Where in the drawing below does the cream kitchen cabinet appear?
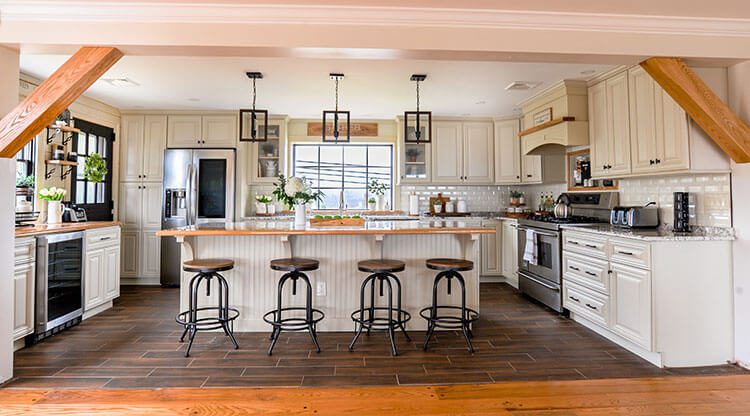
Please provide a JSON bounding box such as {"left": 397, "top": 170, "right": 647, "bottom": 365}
{"left": 480, "top": 220, "right": 502, "bottom": 277}
{"left": 118, "top": 182, "right": 161, "bottom": 280}
{"left": 589, "top": 71, "right": 631, "bottom": 178}
{"left": 248, "top": 117, "right": 287, "bottom": 183}
{"left": 562, "top": 229, "right": 733, "bottom": 367}
{"left": 432, "top": 121, "right": 494, "bottom": 184}
{"left": 494, "top": 120, "right": 521, "bottom": 184}
{"left": 521, "top": 154, "right": 543, "bottom": 183}
{"left": 500, "top": 219, "right": 519, "bottom": 288}
{"left": 13, "top": 237, "right": 35, "bottom": 341}
{"left": 120, "top": 115, "right": 167, "bottom": 183}
{"left": 167, "top": 115, "right": 237, "bottom": 148}
{"left": 84, "top": 227, "right": 121, "bottom": 314}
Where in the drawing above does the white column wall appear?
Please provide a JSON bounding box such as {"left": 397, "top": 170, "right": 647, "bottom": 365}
{"left": 728, "top": 61, "right": 750, "bottom": 369}
{"left": 0, "top": 45, "right": 20, "bottom": 383}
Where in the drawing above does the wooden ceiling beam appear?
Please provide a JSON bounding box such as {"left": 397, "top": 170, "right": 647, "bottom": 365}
{"left": 641, "top": 57, "right": 750, "bottom": 163}
{"left": 0, "top": 47, "right": 123, "bottom": 158}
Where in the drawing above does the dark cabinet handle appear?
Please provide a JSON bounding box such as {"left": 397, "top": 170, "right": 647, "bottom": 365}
{"left": 655, "top": 158, "right": 661, "bottom": 164}
{"left": 584, "top": 244, "right": 598, "bottom": 249}
{"left": 569, "top": 296, "right": 580, "bottom": 302}
{"left": 526, "top": 174, "right": 532, "bottom": 178}
{"left": 608, "top": 270, "right": 613, "bottom": 274}
{"left": 649, "top": 160, "right": 655, "bottom": 165}
{"left": 585, "top": 303, "right": 598, "bottom": 311}
{"left": 607, "top": 164, "right": 612, "bottom": 169}
{"left": 99, "top": 236, "right": 112, "bottom": 241}
{"left": 569, "top": 266, "right": 581, "bottom": 271}
{"left": 568, "top": 240, "right": 580, "bottom": 245}
{"left": 585, "top": 271, "right": 597, "bottom": 277}
{"left": 617, "top": 250, "right": 634, "bottom": 256}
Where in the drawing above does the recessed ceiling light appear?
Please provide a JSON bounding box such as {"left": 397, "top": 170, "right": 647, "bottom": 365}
{"left": 475, "top": 101, "right": 486, "bottom": 105}
{"left": 100, "top": 77, "right": 139, "bottom": 87}
{"left": 188, "top": 98, "right": 201, "bottom": 102}
{"left": 580, "top": 69, "right": 597, "bottom": 75}
{"left": 504, "top": 81, "right": 541, "bottom": 91}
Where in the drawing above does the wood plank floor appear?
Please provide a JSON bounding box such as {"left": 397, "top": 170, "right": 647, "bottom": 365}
{"left": 5, "top": 283, "right": 745, "bottom": 389}
{"left": 1, "top": 375, "right": 750, "bottom": 415}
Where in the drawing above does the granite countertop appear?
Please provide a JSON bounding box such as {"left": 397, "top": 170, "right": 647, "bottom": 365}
{"left": 158, "top": 219, "right": 496, "bottom": 237}
{"left": 15, "top": 221, "right": 121, "bottom": 238}
{"left": 561, "top": 224, "right": 735, "bottom": 241}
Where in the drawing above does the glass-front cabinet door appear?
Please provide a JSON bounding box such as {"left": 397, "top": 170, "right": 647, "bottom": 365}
{"left": 249, "top": 117, "right": 287, "bottom": 184}
{"left": 398, "top": 119, "right": 431, "bottom": 184}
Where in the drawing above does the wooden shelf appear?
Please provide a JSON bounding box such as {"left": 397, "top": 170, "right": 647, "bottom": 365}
{"left": 48, "top": 124, "right": 81, "bottom": 133}
{"left": 518, "top": 116, "right": 575, "bottom": 137}
{"left": 46, "top": 124, "right": 80, "bottom": 145}
{"left": 44, "top": 159, "right": 78, "bottom": 180}
{"left": 45, "top": 159, "right": 78, "bottom": 166}
{"left": 405, "top": 161, "right": 425, "bottom": 165}
{"left": 567, "top": 185, "right": 618, "bottom": 192}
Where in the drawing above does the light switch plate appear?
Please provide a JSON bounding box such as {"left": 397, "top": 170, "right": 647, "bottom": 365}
{"left": 316, "top": 281, "right": 326, "bottom": 296}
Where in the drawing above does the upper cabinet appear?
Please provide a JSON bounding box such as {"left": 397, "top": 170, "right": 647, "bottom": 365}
{"left": 167, "top": 115, "right": 237, "bottom": 148}
{"left": 589, "top": 66, "right": 729, "bottom": 179}
{"left": 398, "top": 118, "right": 431, "bottom": 184}
{"left": 494, "top": 119, "right": 521, "bottom": 184}
{"left": 248, "top": 117, "right": 287, "bottom": 184}
{"left": 431, "top": 120, "right": 494, "bottom": 184}
{"left": 120, "top": 115, "right": 167, "bottom": 183}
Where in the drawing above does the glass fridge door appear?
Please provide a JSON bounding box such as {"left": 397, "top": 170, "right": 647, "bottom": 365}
{"left": 194, "top": 150, "right": 235, "bottom": 222}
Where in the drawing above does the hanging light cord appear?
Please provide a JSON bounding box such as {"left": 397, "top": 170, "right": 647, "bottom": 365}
{"left": 333, "top": 77, "right": 340, "bottom": 140}
{"left": 252, "top": 77, "right": 257, "bottom": 111}
{"left": 416, "top": 79, "right": 420, "bottom": 113}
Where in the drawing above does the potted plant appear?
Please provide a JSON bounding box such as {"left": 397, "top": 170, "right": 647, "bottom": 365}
{"left": 261, "top": 143, "right": 276, "bottom": 158}
{"left": 273, "top": 175, "right": 324, "bottom": 228}
{"left": 39, "top": 187, "right": 66, "bottom": 224}
{"left": 405, "top": 147, "right": 421, "bottom": 163}
{"left": 16, "top": 174, "right": 34, "bottom": 191}
{"left": 255, "top": 194, "right": 272, "bottom": 215}
{"left": 510, "top": 190, "right": 523, "bottom": 206}
{"left": 367, "top": 179, "right": 388, "bottom": 210}
{"left": 367, "top": 197, "right": 376, "bottom": 210}
{"left": 84, "top": 152, "right": 108, "bottom": 183}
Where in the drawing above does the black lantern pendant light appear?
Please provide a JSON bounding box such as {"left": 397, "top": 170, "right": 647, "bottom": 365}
{"left": 239, "top": 71, "right": 269, "bottom": 142}
{"left": 404, "top": 74, "right": 432, "bottom": 143}
{"left": 322, "top": 73, "right": 350, "bottom": 143}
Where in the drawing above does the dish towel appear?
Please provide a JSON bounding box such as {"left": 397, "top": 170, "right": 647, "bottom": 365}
{"left": 523, "top": 230, "right": 538, "bottom": 265}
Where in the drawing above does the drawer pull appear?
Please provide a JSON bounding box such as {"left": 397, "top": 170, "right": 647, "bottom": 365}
{"left": 584, "top": 271, "right": 597, "bottom": 277}
{"left": 568, "top": 240, "right": 580, "bottom": 245}
{"left": 617, "top": 250, "right": 634, "bottom": 256}
{"left": 569, "top": 266, "right": 581, "bottom": 271}
{"left": 569, "top": 296, "right": 580, "bottom": 302}
{"left": 585, "top": 303, "right": 598, "bottom": 311}
{"left": 584, "top": 244, "right": 598, "bottom": 249}
{"left": 99, "top": 236, "right": 112, "bottom": 241}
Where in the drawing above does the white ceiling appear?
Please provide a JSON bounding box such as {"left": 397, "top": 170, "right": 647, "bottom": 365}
{"left": 20, "top": 55, "right": 613, "bottom": 118}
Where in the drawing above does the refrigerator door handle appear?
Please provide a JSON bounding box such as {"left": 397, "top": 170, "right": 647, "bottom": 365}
{"left": 191, "top": 162, "right": 199, "bottom": 225}
{"left": 185, "top": 163, "right": 194, "bottom": 226}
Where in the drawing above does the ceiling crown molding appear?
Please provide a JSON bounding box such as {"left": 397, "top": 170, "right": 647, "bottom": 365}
{"left": 3, "top": 1, "right": 750, "bottom": 37}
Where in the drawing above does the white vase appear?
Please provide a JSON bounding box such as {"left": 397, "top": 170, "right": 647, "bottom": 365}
{"left": 376, "top": 195, "right": 385, "bottom": 211}
{"left": 255, "top": 202, "right": 267, "bottom": 215}
{"left": 267, "top": 204, "right": 276, "bottom": 215}
{"left": 368, "top": 202, "right": 376, "bottom": 210}
{"left": 47, "top": 200, "right": 63, "bottom": 224}
{"left": 294, "top": 204, "right": 307, "bottom": 228}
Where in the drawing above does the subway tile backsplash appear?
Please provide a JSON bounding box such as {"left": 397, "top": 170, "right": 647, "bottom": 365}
{"left": 399, "top": 185, "right": 510, "bottom": 213}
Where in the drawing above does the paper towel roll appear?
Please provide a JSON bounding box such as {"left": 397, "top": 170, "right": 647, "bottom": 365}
{"left": 409, "top": 193, "right": 419, "bottom": 216}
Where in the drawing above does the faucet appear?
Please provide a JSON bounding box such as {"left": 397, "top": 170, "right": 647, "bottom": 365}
{"left": 339, "top": 190, "right": 345, "bottom": 216}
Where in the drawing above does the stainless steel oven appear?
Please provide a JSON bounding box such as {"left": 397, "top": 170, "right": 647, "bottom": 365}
{"left": 34, "top": 231, "right": 84, "bottom": 341}
{"left": 517, "top": 225, "right": 563, "bottom": 312}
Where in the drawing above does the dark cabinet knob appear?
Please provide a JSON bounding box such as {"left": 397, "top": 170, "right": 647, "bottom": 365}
{"left": 516, "top": 175, "right": 520, "bottom": 179}
{"left": 649, "top": 160, "right": 655, "bottom": 165}
{"left": 526, "top": 174, "right": 532, "bottom": 178}
{"left": 655, "top": 158, "right": 661, "bottom": 164}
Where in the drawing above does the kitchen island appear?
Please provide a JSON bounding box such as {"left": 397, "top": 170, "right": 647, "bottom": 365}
{"left": 158, "top": 219, "right": 494, "bottom": 331}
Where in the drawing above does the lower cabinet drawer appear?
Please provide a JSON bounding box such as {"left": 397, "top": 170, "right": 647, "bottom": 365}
{"left": 610, "top": 237, "right": 650, "bottom": 269}
{"left": 563, "top": 281, "right": 610, "bottom": 328}
{"left": 563, "top": 251, "right": 610, "bottom": 294}
{"left": 86, "top": 227, "right": 121, "bottom": 250}
{"left": 563, "top": 231, "right": 608, "bottom": 259}
{"left": 14, "top": 237, "right": 35, "bottom": 265}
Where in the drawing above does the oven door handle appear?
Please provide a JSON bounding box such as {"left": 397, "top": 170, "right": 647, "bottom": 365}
{"left": 519, "top": 271, "right": 561, "bottom": 291}
{"left": 517, "top": 226, "right": 559, "bottom": 238}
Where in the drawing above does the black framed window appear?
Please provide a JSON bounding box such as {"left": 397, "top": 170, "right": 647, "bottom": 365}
{"left": 71, "top": 119, "right": 114, "bottom": 221}
{"left": 292, "top": 144, "right": 393, "bottom": 209}
{"left": 15, "top": 137, "right": 35, "bottom": 179}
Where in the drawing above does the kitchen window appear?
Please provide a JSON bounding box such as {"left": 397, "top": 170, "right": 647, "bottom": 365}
{"left": 292, "top": 144, "right": 393, "bottom": 209}
{"left": 71, "top": 119, "right": 114, "bottom": 221}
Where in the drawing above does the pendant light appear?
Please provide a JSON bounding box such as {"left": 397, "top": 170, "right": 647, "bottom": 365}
{"left": 322, "top": 73, "right": 350, "bottom": 143}
{"left": 239, "top": 71, "right": 268, "bottom": 142}
{"left": 404, "top": 74, "right": 431, "bottom": 143}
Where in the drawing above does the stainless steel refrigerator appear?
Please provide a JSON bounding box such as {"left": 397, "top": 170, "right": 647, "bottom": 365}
{"left": 160, "top": 148, "right": 236, "bottom": 287}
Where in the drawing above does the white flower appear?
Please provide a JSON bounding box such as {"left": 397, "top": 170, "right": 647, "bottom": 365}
{"left": 40, "top": 188, "right": 50, "bottom": 197}
{"left": 284, "top": 177, "right": 305, "bottom": 196}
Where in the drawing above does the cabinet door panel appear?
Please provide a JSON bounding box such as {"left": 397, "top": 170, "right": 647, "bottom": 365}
{"left": 142, "top": 115, "right": 167, "bottom": 181}
{"left": 120, "top": 116, "right": 145, "bottom": 182}
{"left": 202, "top": 115, "right": 238, "bottom": 148}
{"left": 167, "top": 115, "right": 202, "bottom": 148}
{"left": 104, "top": 245, "right": 121, "bottom": 301}
{"left": 521, "top": 155, "right": 542, "bottom": 183}
{"left": 141, "top": 183, "right": 163, "bottom": 229}
{"left": 501, "top": 221, "right": 518, "bottom": 287}
{"left": 611, "top": 263, "right": 652, "bottom": 349}
{"left": 628, "top": 67, "right": 659, "bottom": 174}
{"left": 140, "top": 230, "right": 162, "bottom": 278}
{"left": 432, "top": 122, "right": 463, "bottom": 183}
{"left": 84, "top": 249, "right": 105, "bottom": 310}
{"left": 656, "top": 88, "right": 690, "bottom": 172}
{"left": 120, "top": 231, "right": 139, "bottom": 277}
{"left": 480, "top": 222, "right": 502, "bottom": 276}
{"left": 13, "top": 262, "right": 35, "bottom": 340}
{"left": 494, "top": 120, "right": 521, "bottom": 184}
{"left": 463, "top": 122, "right": 494, "bottom": 183}
{"left": 588, "top": 82, "right": 609, "bottom": 177}
{"left": 606, "top": 72, "right": 632, "bottom": 176}
{"left": 118, "top": 183, "right": 142, "bottom": 229}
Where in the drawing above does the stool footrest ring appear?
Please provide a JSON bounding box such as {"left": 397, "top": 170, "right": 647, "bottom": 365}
{"left": 176, "top": 306, "right": 240, "bottom": 331}
{"left": 419, "top": 306, "right": 478, "bottom": 330}
{"left": 263, "top": 307, "right": 325, "bottom": 332}
{"left": 350, "top": 307, "right": 411, "bottom": 332}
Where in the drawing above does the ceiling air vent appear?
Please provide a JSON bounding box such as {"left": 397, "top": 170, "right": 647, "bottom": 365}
{"left": 505, "top": 81, "right": 541, "bottom": 91}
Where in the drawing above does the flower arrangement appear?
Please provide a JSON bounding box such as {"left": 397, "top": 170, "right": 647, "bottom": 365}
{"left": 367, "top": 179, "right": 387, "bottom": 196}
{"left": 84, "top": 152, "right": 108, "bottom": 183}
{"left": 272, "top": 175, "right": 324, "bottom": 209}
{"left": 39, "top": 187, "right": 66, "bottom": 201}
{"left": 255, "top": 194, "right": 272, "bottom": 204}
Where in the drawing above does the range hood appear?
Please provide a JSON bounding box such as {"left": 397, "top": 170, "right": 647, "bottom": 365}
{"left": 517, "top": 80, "right": 590, "bottom": 155}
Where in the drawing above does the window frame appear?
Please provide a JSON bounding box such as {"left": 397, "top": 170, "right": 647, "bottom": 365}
{"left": 70, "top": 118, "right": 115, "bottom": 221}
{"left": 292, "top": 143, "right": 394, "bottom": 210}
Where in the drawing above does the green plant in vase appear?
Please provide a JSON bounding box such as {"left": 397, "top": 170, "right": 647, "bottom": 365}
{"left": 84, "top": 152, "right": 108, "bottom": 183}
{"left": 368, "top": 179, "right": 388, "bottom": 211}
{"left": 405, "top": 147, "right": 421, "bottom": 163}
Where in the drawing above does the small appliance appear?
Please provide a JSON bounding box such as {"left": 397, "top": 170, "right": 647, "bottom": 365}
{"left": 610, "top": 203, "right": 659, "bottom": 228}
{"left": 62, "top": 205, "right": 87, "bottom": 222}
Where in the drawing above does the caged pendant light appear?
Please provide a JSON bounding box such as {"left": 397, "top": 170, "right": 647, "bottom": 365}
{"left": 404, "top": 74, "right": 432, "bottom": 143}
{"left": 239, "top": 71, "right": 268, "bottom": 142}
{"left": 322, "top": 73, "right": 350, "bottom": 143}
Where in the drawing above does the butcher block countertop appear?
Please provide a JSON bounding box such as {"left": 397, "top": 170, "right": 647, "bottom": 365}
{"left": 157, "top": 219, "right": 495, "bottom": 237}
{"left": 15, "top": 221, "right": 121, "bottom": 238}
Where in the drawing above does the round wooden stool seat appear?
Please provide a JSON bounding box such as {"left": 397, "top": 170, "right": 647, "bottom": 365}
{"left": 270, "top": 257, "right": 319, "bottom": 272}
{"left": 358, "top": 259, "right": 406, "bottom": 274}
{"left": 183, "top": 258, "right": 235, "bottom": 273}
{"left": 425, "top": 258, "right": 474, "bottom": 272}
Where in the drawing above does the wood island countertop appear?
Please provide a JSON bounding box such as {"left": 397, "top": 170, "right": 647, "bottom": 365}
{"left": 15, "top": 221, "right": 121, "bottom": 238}
{"left": 157, "top": 220, "right": 495, "bottom": 237}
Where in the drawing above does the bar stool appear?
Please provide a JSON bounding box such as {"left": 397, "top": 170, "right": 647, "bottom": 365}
{"left": 263, "top": 258, "right": 324, "bottom": 355}
{"left": 349, "top": 259, "right": 411, "bottom": 356}
{"left": 420, "top": 258, "right": 479, "bottom": 353}
{"left": 176, "top": 258, "right": 240, "bottom": 357}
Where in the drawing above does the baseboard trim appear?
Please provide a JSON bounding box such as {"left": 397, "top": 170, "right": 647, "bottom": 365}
{"left": 83, "top": 300, "right": 113, "bottom": 320}
{"left": 122, "top": 277, "right": 161, "bottom": 286}
{"left": 570, "top": 312, "right": 663, "bottom": 367}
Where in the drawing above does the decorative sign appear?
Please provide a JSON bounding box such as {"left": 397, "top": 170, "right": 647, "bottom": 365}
{"left": 307, "top": 122, "right": 378, "bottom": 138}
{"left": 533, "top": 107, "right": 553, "bottom": 126}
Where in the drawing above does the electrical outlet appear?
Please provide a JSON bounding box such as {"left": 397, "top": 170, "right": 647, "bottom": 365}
{"left": 316, "top": 281, "right": 326, "bottom": 296}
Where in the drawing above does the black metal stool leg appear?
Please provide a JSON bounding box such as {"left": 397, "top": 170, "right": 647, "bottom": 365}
{"left": 423, "top": 271, "right": 446, "bottom": 351}
{"left": 218, "top": 274, "right": 239, "bottom": 350}
{"left": 452, "top": 272, "right": 474, "bottom": 353}
{"left": 268, "top": 272, "right": 293, "bottom": 355}
{"left": 367, "top": 275, "right": 376, "bottom": 335}
{"left": 382, "top": 276, "right": 398, "bottom": 356}
{"left": 349, "top": 274, "right": 375, "bottom": 351}
{"left": 388, "top": 273, "right": 411, "bottom": 342}
{"left": 299, "top": 273, "right": 321, "bottom": 353}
